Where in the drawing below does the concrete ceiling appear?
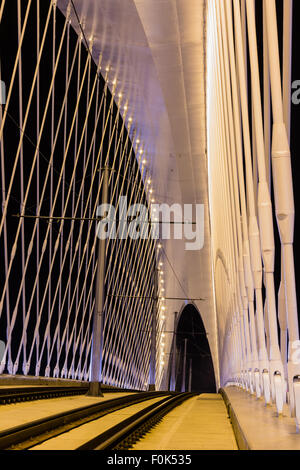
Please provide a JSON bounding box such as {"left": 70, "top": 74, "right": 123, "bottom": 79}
{"left": 57, "top": 0, "right": 220, "bottom": 387}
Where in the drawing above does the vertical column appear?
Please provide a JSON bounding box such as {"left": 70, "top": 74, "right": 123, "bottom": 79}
{"left": 264, "top": 0, "right": 300, "bottom": 418}
{"left": 188, "top": 358, "right": 192, "bottom": 393}
{"left": 181, "top": 338, "right": 188, "bottom": 393}
{"left": 148, "top": 267, "right": 158, "bottom": 391}
{"left": 88, "top": 166, "right": 110, "bottom": 397}
{"left": 170, "top": 311, "right": 178, "bottom": 392}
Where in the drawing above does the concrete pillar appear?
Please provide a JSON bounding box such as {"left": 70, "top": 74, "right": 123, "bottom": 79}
{"left": 88, "top": 166, "right": 109, "bottom": 397}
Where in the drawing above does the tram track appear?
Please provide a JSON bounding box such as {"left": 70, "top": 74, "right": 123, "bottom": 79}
{"left": 78, "top": 392, "right": 195, "bottom": 450}
{"left": 0, "top": 390, "right": 172, "bottom": 450}
{"left": 0, "top": 384, "right": 139, "bottom": 405}
{"left": 0, "top": 385, "right": 89, "bottom": 405}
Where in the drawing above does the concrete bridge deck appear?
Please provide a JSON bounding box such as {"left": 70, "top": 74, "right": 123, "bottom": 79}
{"left": 223, "top": 386, "right": 300, "bottom": 450}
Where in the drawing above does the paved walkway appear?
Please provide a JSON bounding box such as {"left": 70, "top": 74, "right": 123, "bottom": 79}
{"left": 224, "top": 386, "right": 300, "bottom": 450}
{"left": 133, "top": 394, "right": 238, "bottom": 450}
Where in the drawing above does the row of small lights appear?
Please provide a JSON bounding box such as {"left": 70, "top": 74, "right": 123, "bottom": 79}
{"left": 158, "top": 261, "right": 166, "bottom": 368}
{"left": 104, "top": 65, "right": 167, "bottom": 378}
{"left": 138, "top": 132, "right": 166, "bottom": 371}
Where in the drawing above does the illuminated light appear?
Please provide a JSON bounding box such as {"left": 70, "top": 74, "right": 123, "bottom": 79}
{"left": 142, "top": 159, "right": 147, "bottom": 165}
{"left": 161, "top": 305, "right": 166, "bottom": 311}
{"left": 160, "top": 361, "right": 165, "bottom": 366}
{"left": 128, "top": 117, "right": 133, "bottom": 123}
{"left": 162, "top": 333, "right": 166, "bottom": 338}
{"left": 118, "top": 92, "right": 123, "bottom": 98}
{"left": 160, "top": 270, "right": 164, "bottom": 275}
{"left": 124, "top": 105, "right": 128, "bottom": 111}
{"left": 160, "top": 279, "right": 164, "bottom": 284}
{"left": 149, "top": 188, "right": 153, "bottom": 194}
{"left": 112, "top": 78, "right": 117, "bottom": 85}
{"left": 151, "top": 198, "right": 155, "bottom": 203}
{"left": 147, "top": 179, "right": 151, "bottom": 184}
{"left": 157, "top": 243, "right": 162, "bottom": 249}
{"left": 105, "top": 66, "right": 110, "bottom": 72}
{"left": 161, "top": 288, "right": 165, "bottom": 293}
{"left": 139, "top": 149, "right": 143, "bottom": 155}
{"left": 136, "top": 139, "right": 140, "bottom": 144}
{"left": 162, "top": 315, "right": 166, "bottom": 320}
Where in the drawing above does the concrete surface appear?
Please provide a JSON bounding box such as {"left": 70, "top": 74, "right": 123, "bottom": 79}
{"left": 132, "top": 394, "right": 238, "bottom": 450}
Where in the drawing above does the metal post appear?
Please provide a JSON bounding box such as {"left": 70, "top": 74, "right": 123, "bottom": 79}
{"left": 181, "top": 338, "right": 187, "bottom": 393}
{"left": 88, "top": 166, "right": 109, "bottom": 397}
{"left": 170, "top": 311, "right": 178, "bottom": 391}
{"left": 188, "top": 358, "right": 192, "bottom": 393}
{"left": 148, "top": 267, "right": 158, "bottom": 391}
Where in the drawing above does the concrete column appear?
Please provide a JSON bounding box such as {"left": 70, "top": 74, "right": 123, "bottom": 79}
{"left": 88, "top": 166, "right": 109, "bottom": 397}
{"left": 170, "top": 311, "right": 178, "bottom": 392}
{"left": 188, "top": 358, "right": 192, "bottom": 392}
{"left": 181, "top": 338, "right": 188, "bottom": 393}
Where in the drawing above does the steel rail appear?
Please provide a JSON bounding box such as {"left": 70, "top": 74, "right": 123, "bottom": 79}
{"left": 0, "top": 385, "right": 89, "bottom": 404}
{"left": 77, "top": 392, "right": 195, "bottom": 450}
{"left": 0, "top": 391, "right": 170, "bottom": 450}
{"left": 0, "top": 385, "right": 140, "bottom": 405}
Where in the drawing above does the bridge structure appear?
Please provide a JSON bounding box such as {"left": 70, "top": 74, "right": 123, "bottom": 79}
{"left": 0, "top": 0, "right": 300, "bottom": 450}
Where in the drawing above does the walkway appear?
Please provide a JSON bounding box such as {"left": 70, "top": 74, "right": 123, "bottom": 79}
{"left": 132, "top": 394, "right": 238, "bottom": 450}
{"left": 224, "top": 386, "right": 300, "bottom": 450}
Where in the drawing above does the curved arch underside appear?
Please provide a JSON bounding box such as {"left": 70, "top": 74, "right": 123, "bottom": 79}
{"left": 175, "top": 303, "right": 216, "bottom": 393}
{"left": 57, "top": 0, "right": 220, "bottom": 388}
